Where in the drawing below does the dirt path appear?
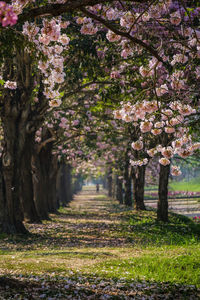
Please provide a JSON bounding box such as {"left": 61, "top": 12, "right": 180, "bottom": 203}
{"left": 0, "top": 186, "right": 199, "bottom": 299}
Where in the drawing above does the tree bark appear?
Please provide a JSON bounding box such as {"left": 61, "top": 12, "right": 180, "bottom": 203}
{"left": 157, "top": 164, "right": 170, "bottom": 222}
{"left": 124, "top": 154, "right": 132, "bottom": 207}
{"left": 66, "top": 164, "right": 73, "bottom": 203}
{"left": 57, "top": 163, "right": 72, "bottom": 206}
{"left": 112, "top": 174, "right": 117, "bottom": 199}
{"left": 116, "top": 176, "right": 123, "bottom": 204}
{"left": 0, "top": 106, "right": 28, "bottom": 234}
{"left": 33, "top": 128, "right": 58, "bottom": 219}
{"left": 20, "top": 134, "right": 41, "bottom": 223}
{"left": 0, "top": 51, "right": 47, "bottom": 233}
{"left": 32, "top": 147, "right": 50, "bottom": 220}
{"left": 132, "top": 166, "right": 146, "bottom": 210}
{"left": 107, "top": 168, "right": 113, "bottom": 197}
{"left": 47, "top": 154, "right": 59, "bottom": 212}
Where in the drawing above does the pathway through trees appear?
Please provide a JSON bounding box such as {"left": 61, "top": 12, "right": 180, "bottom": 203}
{"left": 0, "top": 186, "right": 199, "bottom": 299}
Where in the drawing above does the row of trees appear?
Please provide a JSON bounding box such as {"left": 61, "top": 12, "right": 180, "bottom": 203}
{"left": 0, "top": 0, "right": 199, "bottom": 233}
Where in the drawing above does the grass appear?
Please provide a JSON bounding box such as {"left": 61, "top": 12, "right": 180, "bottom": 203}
{"left": 89, "top": 246, "right": 200, "bottom": 286}
{"left": 0, "top": 188, "right": 200, "bottom": 298}
{"left": 169, "top": 176, "right": 200, "bottom": 192}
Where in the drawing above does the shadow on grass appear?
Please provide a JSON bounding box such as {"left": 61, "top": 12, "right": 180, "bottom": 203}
{"left": 26, "top": 250, "right": 116, "bottom": 258}
{"left": 0, "top": 273, "right": 199, "bottom": 299}
{"left": 0, "top": 196, "right": 199, "bottom": 250}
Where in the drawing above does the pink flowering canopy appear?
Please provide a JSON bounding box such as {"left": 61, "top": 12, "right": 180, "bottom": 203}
{"left": 0, "top": 0, "right": 199, "bottom": 176}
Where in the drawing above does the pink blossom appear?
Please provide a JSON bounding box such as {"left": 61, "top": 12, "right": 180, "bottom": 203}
{"left": 73, "top": 120, "right": 79, "bottom": 126}
{"left": 140, "top": 121, "right": 153, "bottom": 133}
{"left": 177, "top": 148, "right": 193, "bottom": 158}
{"left": 172, "top": 140, "right": 182, "bottom": 149}
{"left": 155, "top": 121, "right": 165, "bottom": 128}
{"left": 131, "top": 140, "right": 143, "bottom": 150}
{"left": 124, "top": 115, "right": 133, "bottom": 122}
{"left": 171, "top": 54, "right": 188, "bottom": 65}
{"left": 106, "top": 8, "right": 119, "bottom": 20}
{"left": 49, "top": 99, "right": 61, "bottom": 107}
{"left": 147, "top": 148, "right": 157, "bottom": 157}
{"left": 161, "top": 146, "right": 174, "bottom": 159}
{"left": 4, "top": 80, "right": 17, "bottom": 89}
{"left": 164, "top": 127, "right": 175, "bottom": 134}
{"left": 80, "top": 23, "right": 98, "bottom": 35}
{"left": 170, "top": 11, "right": 182, "bottom": 26}
{"left": 0, "top": 2, "right": 18, "bottom": 27}
{"left": 156, "top": 84, "right": 168, "bottom": 96}
{"left": 106, "top": 30, "right": 121, "bottom": 42}
{"left": 151, "top": 128, "right": 162, "bottom": 135}
{"left": 159, "top": 157, "right": 170, "bottom": 166}
{"left": 110, "top": 71, "right": 121, "bottom": 79}
{"left": 114, "top": 111, "right": 123, "bottom": 119}
{"left": 139, "top": 66, "right": 150, "bottom": 77}
{"left": 130, "top": 158, "right": 148, "bottom": 166}
{"left": 59, "top": 34, "right": 70, "bottom": 45}
{"left": 171, "top": 166, "right": 182, "bottom": 176}
{"left": 39, "top": 34, "right": 51, "bottom": 45}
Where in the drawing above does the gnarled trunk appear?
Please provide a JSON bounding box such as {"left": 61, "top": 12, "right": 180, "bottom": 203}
{"left": 0, "top": 107, "right": 28, "bottom": 234}
{"left": 0, "top": 51, "right": 46, "bottom": 233}
{"left": 157, "top": 164, "right": 170, "bottom": 222}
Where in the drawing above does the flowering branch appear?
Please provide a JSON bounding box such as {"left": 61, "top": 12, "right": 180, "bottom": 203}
{"left": 80, "top": 7, "right": 171, "bottom": 68}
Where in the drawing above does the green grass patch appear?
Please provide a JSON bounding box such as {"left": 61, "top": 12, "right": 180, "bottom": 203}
{"left": 169, "top": 177, "right": 200, "bottom": 192}
{"left": 89, "top": 245, "right": 200, "bottom": 287}
{"left": 112, "top": 209, "right": 200, "bottom": 246}
{"left": 0, "top": 190, "right": 200, "bottom": 297}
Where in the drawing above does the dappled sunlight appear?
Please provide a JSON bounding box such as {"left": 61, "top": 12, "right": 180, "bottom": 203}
{"left": 0, "top": 187, "right": 199, "bottom": 298}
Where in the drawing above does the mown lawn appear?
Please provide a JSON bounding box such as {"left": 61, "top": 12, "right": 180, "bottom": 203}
{"left": 0, "top": 189, "right": 199, "bottom": 299}
{"left": 169, "top": 176, "right": 200, "bottom": 192}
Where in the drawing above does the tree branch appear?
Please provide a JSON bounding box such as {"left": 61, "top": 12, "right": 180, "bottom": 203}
{"left": 80, "top": 7, "right": 171, "bottom": 68}
{"left": 18, "top": 0, "right": 153, "bottom": 23}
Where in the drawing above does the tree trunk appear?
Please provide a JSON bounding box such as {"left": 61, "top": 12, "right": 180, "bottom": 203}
{"left": 116, "top": 176, "right": 123, "bottom": 204}
{"left": 124, "top": 155, "right": 132, "bottom": 207}
{"left": 112, "top": 174, "right": 117, "bottom": 199}
{"left": 102, "top": 174, "right": 107, "bottom": 189}
{"left": 157, "top": 164, "right": 170, "bottom": 222}
{"left": 57, "top": 163, "right": 72, "bottom": 206}
{"left": 0, "top": 51, "right": 47, "bottom": 233}
{"left": 32, "top": 146, "right": 50, "bottom": 220}
{"left": 33, "top": 128, "right": 58, "bottom": 218}
{"left": 0, "top": 112, "right": 28, "bottom": 234}
{"left": 47, "top": 154, "right": 59, "bottom": 212}
{"left": 20, "top": 134, "right": 41, "bottom": 223}
{"left": 107, "top": 168, "right": 113, "bottom": 197}
{"left": 66, "top": 164, "right": 73, "bottom": 203}
{"left": 73, "top": 174, "right": 82, "bottom": 194}
{"left": 132, "top": 166, "right": 146, "bottom": 210}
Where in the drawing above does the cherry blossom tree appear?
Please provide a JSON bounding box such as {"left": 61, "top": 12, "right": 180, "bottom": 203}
{"left": 0, "top": 0, "right": 200, "bottom": 232}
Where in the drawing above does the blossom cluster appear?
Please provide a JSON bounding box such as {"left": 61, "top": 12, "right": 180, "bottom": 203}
{"left": 114, "top": 99, "right": 200, "bottom": 173}
{"left": 22, "top": 19, "right": 70, "bottom": 108}
{"left": 0, "top": 1, "right": 17, "bottom": 27}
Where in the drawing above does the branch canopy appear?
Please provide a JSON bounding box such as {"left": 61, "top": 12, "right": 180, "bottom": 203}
{"left": 18, "top": 0, "right": 147, "bottom": 23}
